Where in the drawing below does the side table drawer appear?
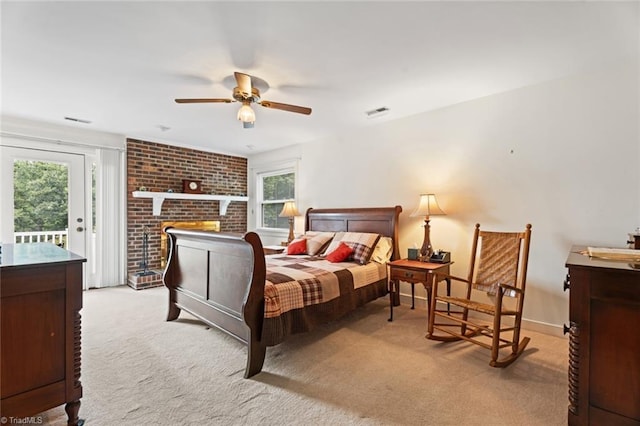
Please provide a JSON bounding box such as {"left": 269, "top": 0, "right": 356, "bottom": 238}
{"left": 390, "top": 268, "right": 428, "bottom": 282}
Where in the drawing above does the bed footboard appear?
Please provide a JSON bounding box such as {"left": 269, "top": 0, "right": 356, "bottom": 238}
{"left": 163, "top": 228, "right": 266, "bottom": 378}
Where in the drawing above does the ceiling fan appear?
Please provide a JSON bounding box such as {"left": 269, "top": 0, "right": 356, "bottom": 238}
{"left": 175, "top": 72, "right": 312, "bottom": 128}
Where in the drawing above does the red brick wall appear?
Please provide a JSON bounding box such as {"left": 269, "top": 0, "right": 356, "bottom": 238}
{"left": 126, "top": 138, "right": 247, "bottom": 276}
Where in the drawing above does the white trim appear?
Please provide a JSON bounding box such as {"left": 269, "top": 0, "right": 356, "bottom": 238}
{"left": 84, "top": 154, "right": 97, "bottom": 288}
{"left": 1, "top": 115, "right": 125, "bottom": 151}
{"left": 521, "top": 318, "right": 565, "bottom": 338}
{"left": 255, "top": 227, "right": 289, "bottom": 237}
{"left": 132, "top": 191, "right": 248, "bottom": 216}
{"left": 248, "top": 156, "right": 302, "bottom": 171}
{"left": 1, "top": 131, "right": 125, "bottom": 152}
{"left": 252, "top": 159, "right": 299, "bottom": 231}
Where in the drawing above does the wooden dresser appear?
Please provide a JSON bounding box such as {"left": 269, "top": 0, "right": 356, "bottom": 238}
{"left": 0, "top": 243, "right": 85, "bottom": 425}
{"left": 565, "top": 247, "right": 640, "bottom": 425}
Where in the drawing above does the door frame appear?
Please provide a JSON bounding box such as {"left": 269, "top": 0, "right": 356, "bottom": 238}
{"left": 0, "top": 145, "right": 92, "bottom": 287}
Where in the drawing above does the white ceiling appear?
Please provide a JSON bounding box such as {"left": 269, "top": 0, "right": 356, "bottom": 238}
{"left": 1, "top": 1, "right": 637, "bottom": 156}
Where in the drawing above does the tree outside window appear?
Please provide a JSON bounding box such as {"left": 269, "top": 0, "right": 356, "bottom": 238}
{"left": 13, "top": 160, "right": 68, "bottom": 232}
{"left": 260, "top": 171, "right": 295, "bottom": 229}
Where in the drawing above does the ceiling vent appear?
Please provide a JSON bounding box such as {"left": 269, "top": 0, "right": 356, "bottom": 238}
{"left": 365, "top": 106, "right": 389, "bottom": 119}
{"left": 64, "top": 116, "right": 92, "bottom": 124}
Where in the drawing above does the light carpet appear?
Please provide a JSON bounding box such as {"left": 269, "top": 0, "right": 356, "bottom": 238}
{"left": 41, "top": 285, "right": 568, "bottom": 425}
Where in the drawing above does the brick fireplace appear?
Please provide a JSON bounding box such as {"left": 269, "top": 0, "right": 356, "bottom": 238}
{"left": 126, "top": 138, "right": 247, "bottom": 289}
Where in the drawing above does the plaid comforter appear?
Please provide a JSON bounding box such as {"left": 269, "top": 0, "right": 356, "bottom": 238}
{"left": 264, "top": 255, "right": 387, "bottom": 319}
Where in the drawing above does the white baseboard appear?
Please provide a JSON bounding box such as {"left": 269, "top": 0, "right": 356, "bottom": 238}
{"left": 521, "top": 318, "right": 565, "bottom": 337}
{"left": 396, "top": 292, "right": 565, "bottom": 338}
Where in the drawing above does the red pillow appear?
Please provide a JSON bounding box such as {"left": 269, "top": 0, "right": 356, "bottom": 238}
{"left": 286, "top": 238, "right": 307, "bottom": 255}
{"left": 326, "top": 242, "right": 354, "bottom": 263}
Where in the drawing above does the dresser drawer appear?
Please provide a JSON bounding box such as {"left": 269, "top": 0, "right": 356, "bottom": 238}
{"left": 390, "top": 268, "right": 428, "bottom": 282}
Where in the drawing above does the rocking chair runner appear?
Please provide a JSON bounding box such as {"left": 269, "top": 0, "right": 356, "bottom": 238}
{"left": 426, "top": 223, "right": 532, "bottom": 367}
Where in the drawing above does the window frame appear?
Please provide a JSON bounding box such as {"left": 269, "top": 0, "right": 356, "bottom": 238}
{"left": 254, "top": 162, "right": 298, "bottom": 233}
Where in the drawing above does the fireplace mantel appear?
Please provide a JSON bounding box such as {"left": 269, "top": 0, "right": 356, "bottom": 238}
{"left": 132, "top": 191, "right": 248, "bottom": 216}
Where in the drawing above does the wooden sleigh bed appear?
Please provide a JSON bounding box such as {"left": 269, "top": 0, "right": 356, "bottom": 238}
{"left": 162, "top": 206, "right": 402, "bottom": 378}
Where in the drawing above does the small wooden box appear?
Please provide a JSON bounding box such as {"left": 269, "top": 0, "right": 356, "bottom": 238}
{"left": 182, "top": 179, "right": 203, "bottom": 194}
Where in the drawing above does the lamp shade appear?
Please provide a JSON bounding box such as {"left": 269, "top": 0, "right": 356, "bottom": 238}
{"left": 410, "top": 194, "right": 445, "bottom": 218}
{"left": 237, "top": 103, "right": 256, "bottom": 123}
{"left": 279, "top": 201, "right": 300, "bottom": 218}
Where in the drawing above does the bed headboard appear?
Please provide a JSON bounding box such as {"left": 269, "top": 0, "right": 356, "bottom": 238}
{"left": 305, "top": 206, "right": 402, "bottom": 260}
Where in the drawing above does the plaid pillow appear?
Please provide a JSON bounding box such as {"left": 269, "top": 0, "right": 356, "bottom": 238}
{"left": 324, "top": 232, "right": 380, "bottom": 264}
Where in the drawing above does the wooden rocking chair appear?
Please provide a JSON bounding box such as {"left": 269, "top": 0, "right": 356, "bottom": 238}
{"left": 426, "top": 223, "right": 532, "bottom": 367}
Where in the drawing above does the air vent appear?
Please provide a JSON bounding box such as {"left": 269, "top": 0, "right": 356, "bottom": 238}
{"left": 365, "top": 106, "right": 389, "bottom": 119}
{"left": 64, "top": 116, "right": 92, "bottom": 124}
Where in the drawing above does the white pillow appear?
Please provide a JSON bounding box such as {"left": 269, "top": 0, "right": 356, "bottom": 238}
{"left": 370, "top": 237, "right": 393, "bottom": 264}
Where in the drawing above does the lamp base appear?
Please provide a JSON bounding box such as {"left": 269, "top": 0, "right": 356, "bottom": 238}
{"left": 287, "top": 217, "right": 295, "bottom": 244}
{"left": 420, "top": 218, "right": 434, "bottom": 261}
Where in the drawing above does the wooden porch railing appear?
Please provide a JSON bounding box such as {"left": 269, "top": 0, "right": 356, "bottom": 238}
{"left": 14, "top": 229, "right": 68, "bottom": 248}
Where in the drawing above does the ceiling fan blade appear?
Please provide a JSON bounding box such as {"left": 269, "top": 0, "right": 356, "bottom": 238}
{"left": 175, "top": 98, "right": 233, "bottom": 104}
{"left": 259, "top": 100, "right": 312, "bottom": 115}
{"left": 234, "top": 72, "right": 252, "bottom": 98}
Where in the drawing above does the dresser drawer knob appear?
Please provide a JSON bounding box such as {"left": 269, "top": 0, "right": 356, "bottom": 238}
{"left": 404, "top": 272, "right": 413, "bottom": 278}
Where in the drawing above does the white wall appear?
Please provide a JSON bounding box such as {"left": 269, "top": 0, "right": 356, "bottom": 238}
{"left": 249, "top": 62, "right": 640, "bottom": 332}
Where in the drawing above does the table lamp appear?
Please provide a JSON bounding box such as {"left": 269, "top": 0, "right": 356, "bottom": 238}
{"left": 279, "top": 201, "right": 300, "bottom": 244}
{"left": 410, "top": 193, "right": 445, "bottom": 260}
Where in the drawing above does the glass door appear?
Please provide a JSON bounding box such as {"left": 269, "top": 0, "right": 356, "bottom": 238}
{"left": 0, "top": 146, "right": 87, "bottom": 264}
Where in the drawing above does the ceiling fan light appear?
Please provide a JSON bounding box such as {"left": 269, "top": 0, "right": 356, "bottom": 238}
{"left": 237, "top": 104, "right": 256, "bottom": 123}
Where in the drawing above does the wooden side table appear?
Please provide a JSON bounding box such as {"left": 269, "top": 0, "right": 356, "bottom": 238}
{"left": 263, "top": 245, "right": 286, "bottom": 255}
{"left": 388, "top": 259, "right": 452, "bottom": 322}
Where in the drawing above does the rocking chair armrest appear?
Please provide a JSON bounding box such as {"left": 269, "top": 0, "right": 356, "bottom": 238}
{"left": 433, "top": 273, "right": 471, "bottom": 298}
{"left": 498, "top": 283, "right": 523, "bottom": 297}
{"left": 435, "top": 273, "right": 470, "bottom": 284}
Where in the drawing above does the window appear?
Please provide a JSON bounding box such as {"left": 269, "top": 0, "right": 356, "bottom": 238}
{"left": 257, "top": 168, "right": 296, "bottom": 230}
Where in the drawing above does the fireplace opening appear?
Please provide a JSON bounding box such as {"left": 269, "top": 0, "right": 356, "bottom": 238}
{"left": 160, "top": 220, "right": 221, "bottom": 267}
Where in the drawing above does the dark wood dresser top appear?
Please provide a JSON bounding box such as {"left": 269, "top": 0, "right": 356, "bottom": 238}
{"left": 565, "top": 245, "right": 639, "bottom": 273}
{"left": 0, "top": 242, "right": 85, "bottom": 268}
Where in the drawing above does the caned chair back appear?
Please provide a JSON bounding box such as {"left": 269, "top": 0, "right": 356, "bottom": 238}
{"left": 427, "top": 223, "right": 533, "bottom": 367}
{"left": 468, "top": 224, "right": 532, "bottom": 297}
